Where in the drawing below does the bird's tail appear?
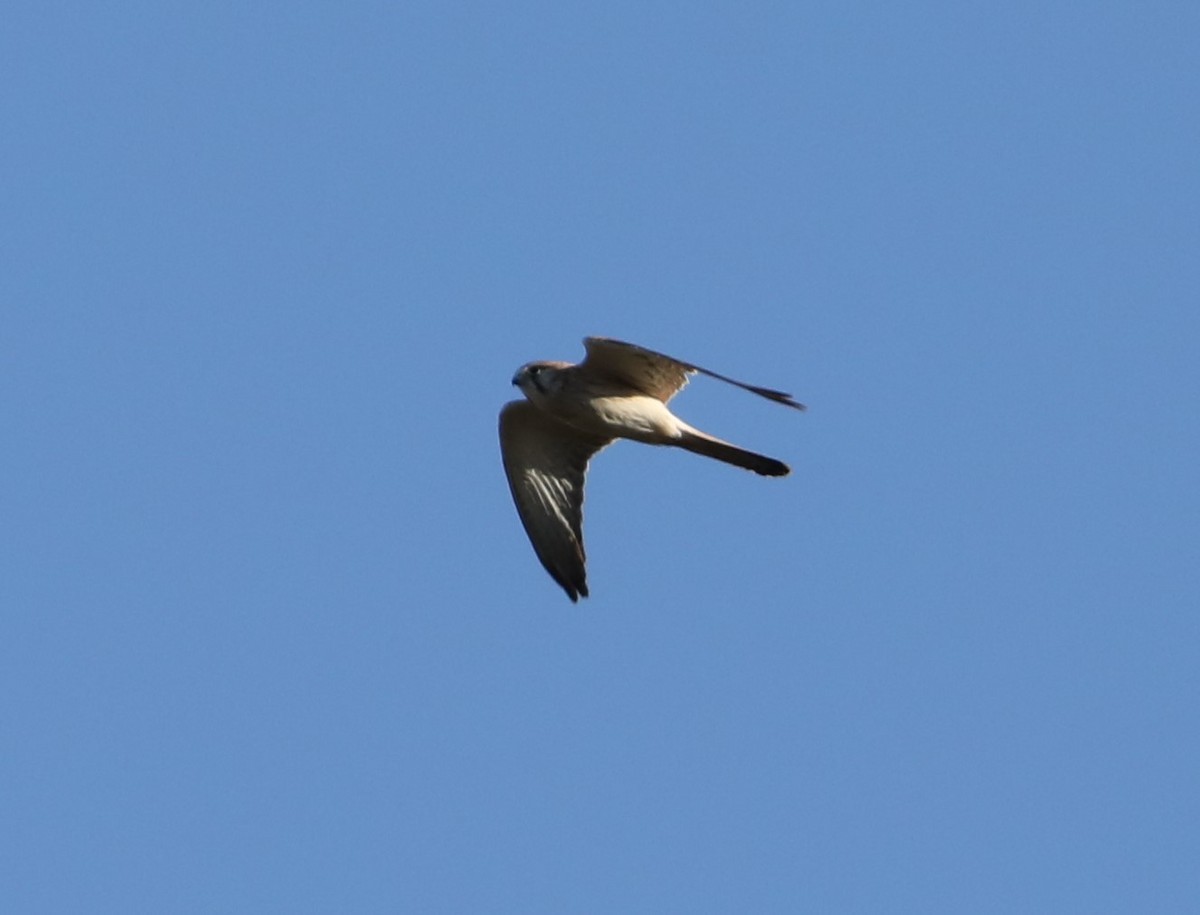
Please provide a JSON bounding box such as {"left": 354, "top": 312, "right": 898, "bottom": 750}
{"left": 676, "top": 429, "right": 790, "bottom": 477}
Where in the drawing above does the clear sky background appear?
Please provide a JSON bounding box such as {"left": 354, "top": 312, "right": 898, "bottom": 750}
{"left": 3, "top": 3, "right": 1197, "bottom": 912}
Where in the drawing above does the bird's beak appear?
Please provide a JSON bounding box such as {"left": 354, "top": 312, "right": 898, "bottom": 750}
{"left": 511, "top": 373, "right": 521, "bottom": 387}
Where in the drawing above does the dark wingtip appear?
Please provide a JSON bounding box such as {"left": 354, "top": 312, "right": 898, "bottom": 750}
{"left": 757, "top": 459, "right": 791, "bottom": 477}
{"left": 750, "top": 385, "right": 806, "bottom": 411}
{"left": 558, "top": 578, "right": 588, "bottom": 602}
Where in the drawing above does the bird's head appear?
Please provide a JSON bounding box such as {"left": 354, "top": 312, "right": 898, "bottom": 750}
{"left": 511, "top": 361, "right": 568, "bottom": 403}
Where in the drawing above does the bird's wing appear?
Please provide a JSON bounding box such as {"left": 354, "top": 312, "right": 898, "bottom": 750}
{"left": 581, "top": 337, "right": 806, "bottom": 409}
{"left": 499, "top": 401, "right": 612, "bottom": 602}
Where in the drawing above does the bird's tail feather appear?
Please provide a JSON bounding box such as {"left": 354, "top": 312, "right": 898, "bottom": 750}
{"left": 676, "top": 430, "right": 790, "bottom": 477}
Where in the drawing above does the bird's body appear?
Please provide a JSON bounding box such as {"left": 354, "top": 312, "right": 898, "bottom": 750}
{"left": 525, "top": 376, "right": 679, "bottom": 443}
{"left": 499, "top": 337, "right": 803, "bottom": 601}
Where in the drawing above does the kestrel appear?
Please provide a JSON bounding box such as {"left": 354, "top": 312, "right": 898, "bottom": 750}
{"left": 499, "top": 337, "right": 804, "bottom": 601}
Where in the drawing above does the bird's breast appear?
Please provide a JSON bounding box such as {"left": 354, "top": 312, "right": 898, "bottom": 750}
{"left": 559, "top": 394, "right": 680, "bottom": 443}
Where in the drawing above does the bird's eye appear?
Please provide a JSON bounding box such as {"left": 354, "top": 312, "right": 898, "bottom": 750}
{"left": 528, "top": 365, "right": 542, "bottom": 374}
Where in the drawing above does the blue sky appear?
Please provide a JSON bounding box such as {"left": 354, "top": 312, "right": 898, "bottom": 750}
{"left": 3, "top": 2, "right": 1197, "bottom": 911}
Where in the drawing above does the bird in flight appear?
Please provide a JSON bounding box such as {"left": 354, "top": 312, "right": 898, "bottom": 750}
{"left": 499, "top": 337, "right": 804, "bottom": 601}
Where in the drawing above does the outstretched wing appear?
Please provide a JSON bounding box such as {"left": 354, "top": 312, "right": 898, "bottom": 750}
{"left": 498, "top": 401, "right": 612, "bottom": 602}
{"left": 580, "top": 337, "right": 805, "bottom": 409}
